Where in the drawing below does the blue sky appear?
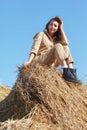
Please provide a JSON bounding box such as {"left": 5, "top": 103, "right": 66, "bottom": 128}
{"left": 0, "top": 0, "right": 87, "bottom": 88}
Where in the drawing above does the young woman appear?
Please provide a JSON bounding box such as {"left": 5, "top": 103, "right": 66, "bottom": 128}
{"left": 24, "top": 16, "right": 80, "bottom": 83}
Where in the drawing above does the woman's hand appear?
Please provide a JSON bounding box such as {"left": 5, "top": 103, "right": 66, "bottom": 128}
{"left": 24, "top": 53, "right": 35, "bottom": 67}
{"left": 24, "top": 61, "right": 31, "bottom": 67}
{"left": 59, "top": 20, "right": 63, "bottom": 30}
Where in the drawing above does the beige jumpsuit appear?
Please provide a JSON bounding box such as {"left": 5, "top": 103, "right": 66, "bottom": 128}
{"left": 30, "top": 31, "right": 74, "bottom": 67}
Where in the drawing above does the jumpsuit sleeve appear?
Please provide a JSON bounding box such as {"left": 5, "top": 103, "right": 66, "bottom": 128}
{"left": 30, "top": 32, "right": 44, "bottom": 55}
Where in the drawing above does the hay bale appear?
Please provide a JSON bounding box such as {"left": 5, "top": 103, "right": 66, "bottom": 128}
{"left": 0, "top": 63, "right": 87, "bottom": 130}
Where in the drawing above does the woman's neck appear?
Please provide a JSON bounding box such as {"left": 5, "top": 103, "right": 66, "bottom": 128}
{"left": 48, "top": 31, "right": 54, "bottom": 38}
{"left": 44, "top": 30, "right": 54, "bottom": 41}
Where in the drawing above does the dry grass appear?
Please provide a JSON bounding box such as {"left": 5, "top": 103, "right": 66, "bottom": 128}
{"left": 0, "top": 105, "right": 62, "bottom": 130}
{"left": 0, "top": 63, "right": 87, "bottom": 130}
{"left": 0, "top": 84, "right": 10, "bottom": 101}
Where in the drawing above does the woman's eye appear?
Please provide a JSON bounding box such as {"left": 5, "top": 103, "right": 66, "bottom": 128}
{"left": 50, "top": 24, "right": 57, "bottom": 27}
{"left": 54, "top": 25, "right": 57, "bottom": 27}
{"left": 50, "top": 23, "right": 53, "bottom": 26}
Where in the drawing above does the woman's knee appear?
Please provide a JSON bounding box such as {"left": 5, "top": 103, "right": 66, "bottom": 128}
{"left": 54, "top": 43, "right": 64, "bottom": 54}
{"left": 54, "top": 43, "right": 63, "bottom": 49}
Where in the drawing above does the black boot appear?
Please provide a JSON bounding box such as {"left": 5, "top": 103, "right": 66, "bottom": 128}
{"left": 69, "top": 68, "right": 77, "bottom": 78}
{"left": 62, "top": 68, "right": 81, "bottom": 83}
{"left": 69, "top": 68, "right": 81, "bottom": 83}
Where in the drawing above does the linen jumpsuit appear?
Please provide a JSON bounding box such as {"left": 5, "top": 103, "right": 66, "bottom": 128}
{"left": 30, "top": 31, "right": 73, "bottom": 68}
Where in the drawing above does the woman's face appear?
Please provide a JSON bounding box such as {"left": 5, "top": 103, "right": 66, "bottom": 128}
{"left": 48, "top": 20, "right": 59, "bottom": 36}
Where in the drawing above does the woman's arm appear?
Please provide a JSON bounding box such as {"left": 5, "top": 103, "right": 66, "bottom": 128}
{"left": 24, "top": 53, "right": 35, "bottom": 66}
{"left": 59, "top": 22, "right": 69, "bottom": 44}
{"left": 24, "top": 32, "right": 44, "bottom": 67}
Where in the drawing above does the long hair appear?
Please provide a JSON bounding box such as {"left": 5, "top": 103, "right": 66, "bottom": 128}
{"left": 45, "top": 16, "right": 64, "bottom": 43}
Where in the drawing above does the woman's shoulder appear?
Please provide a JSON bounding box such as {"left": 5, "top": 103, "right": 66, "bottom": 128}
{"left": 33, "top": 31, "right": 45, "bottom": 39}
